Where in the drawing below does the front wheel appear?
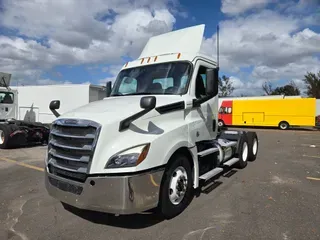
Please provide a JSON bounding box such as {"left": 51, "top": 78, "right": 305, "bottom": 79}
{"left": 157, "top": 153, "right": 194, "bottom": 219}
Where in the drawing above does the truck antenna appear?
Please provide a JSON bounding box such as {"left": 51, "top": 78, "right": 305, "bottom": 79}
{"left": 216, "top": 24, "right": 220, "bottom": 70}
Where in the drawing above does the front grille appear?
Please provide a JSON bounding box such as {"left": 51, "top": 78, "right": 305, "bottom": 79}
{"left": 47, "top": 119, "right": 101, "bottom": 183}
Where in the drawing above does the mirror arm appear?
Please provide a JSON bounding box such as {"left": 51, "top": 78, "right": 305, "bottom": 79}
{"left": 50, "top": 109, "right": 60, "bottom": 118}
{"left": 192, "top": 95, "right": 213, "bottom": 108}
{"left": 119, "top": 96, "right": 156, "bottom": 131}
{"left": 118, "top": 108, "right": 152, "bottom": 132}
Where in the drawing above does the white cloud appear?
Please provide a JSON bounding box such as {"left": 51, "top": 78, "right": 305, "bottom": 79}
{"left": 227, "top": 76, "right": 266, "bottom": 96}
{"left": 252, "top": 56, "right": 320, "bottom": 82}
{"left": 221, "top": 0, "right": 273, "bottom": 15}
{"left": 99, "top": 64, "right": 123, "bottom": 84}
{"left": 1, "top": 0, "right": 319, "bottom": 98}
{"left": 200, "top": 9, "right": 320, "bottom": 95}
{"left": 35, "top": 79, "right": 73, "bottom": 85}
{"left": 0, "top": 0, "right": 177, "bottom": 85}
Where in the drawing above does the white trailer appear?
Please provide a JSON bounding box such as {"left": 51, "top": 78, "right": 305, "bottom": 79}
{"left": 4, "top": 84, "right": 106, "bottom": 123}
{"left": 0, "top": 81, "right": 106, "bottom": 149}
{"left": 44, "top": 24, "right": 260, "bottom": 219}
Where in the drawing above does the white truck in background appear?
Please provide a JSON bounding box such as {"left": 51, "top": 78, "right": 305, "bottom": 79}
{"left": 0, "top": 76, "right": 106, "bottom": 149}
{"left": 45, "top": 24, "right": 259, "bottom": 219}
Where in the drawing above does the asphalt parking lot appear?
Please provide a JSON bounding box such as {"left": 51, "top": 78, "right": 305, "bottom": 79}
{"left": 0, "top": 128, "right": 319, "bottom": 240}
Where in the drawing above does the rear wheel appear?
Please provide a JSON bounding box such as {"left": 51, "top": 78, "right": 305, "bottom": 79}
{"left": 157, "top": 153, "right": 194, "bottom": 219}
{"left": 218, "top": 120, "right": 224, "bottom": 127}
{"left": 246, "top": 132, "right": 258, "bottom": 161}
{"left": 235, "top": 133, "right": 249, "bottom": 169}
{"left": 279, "top": 121, "right": 289, "bottom": 130}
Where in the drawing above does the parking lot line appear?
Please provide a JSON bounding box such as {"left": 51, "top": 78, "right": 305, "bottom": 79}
{"left": 0, "top": 156, "right": 44, "bottom": 172}
{"left": 303, "top": 154, "right": 320, "bottom": 159}
{"left": 306, "top": 177, "right": 320, "bottom": 181}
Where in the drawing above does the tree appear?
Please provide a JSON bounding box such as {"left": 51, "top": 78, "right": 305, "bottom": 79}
{"left": 303, "top": 71, "right": 320, "bottom": 98}
{"left": 218, "top": 75, "right": 234, "bottom": 97}
{"left": 262, "top": 80, "right": 300, "bottom": 96}
{"left": 262, "top": 81, "right": 273, "bottom": 95}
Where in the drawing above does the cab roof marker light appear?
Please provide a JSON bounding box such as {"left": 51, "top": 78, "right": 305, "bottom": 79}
{"left": 177, "top": 53, "right": 181, "bottom": 59}
{"left": 141, "top": 58, "right": 144, "bottom": 64}
{"left": 124, "top": 62, "right": 128, "bottom": 67}
{"left": 147, "top": 57, "right": 151, "bottom": 63}
{"left": 154, "top": 56, "right": 158, "bottom": 62}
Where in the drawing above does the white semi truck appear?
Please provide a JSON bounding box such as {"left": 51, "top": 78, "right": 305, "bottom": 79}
{"left": 45, "top": 24, "right": 259, "bottom": 219}
{"left": 0, "top": 75, "right": 106, "bottom": 149}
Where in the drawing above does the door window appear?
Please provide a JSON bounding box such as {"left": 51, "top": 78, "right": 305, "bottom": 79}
{"left": 0, "top": 92, "right": 14, "bottom": 104}
{"left": 195, "top": 66, "right": 209, "bottom": 99}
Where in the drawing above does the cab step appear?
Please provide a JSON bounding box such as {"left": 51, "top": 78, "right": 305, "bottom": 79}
{"left": 199, "top": 158, "right": 240, "bottom": 181}
{"left": 199, "top": 167, "right": 223, "bottom": 181}
{"left": 222, "top": 157, "right": 239, "bottom": 167}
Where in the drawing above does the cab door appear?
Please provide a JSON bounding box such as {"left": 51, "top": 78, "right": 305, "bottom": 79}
{"left": 0, "top": 91, "right": 17, "bottom": 120}
{"left": 186, "top": 59, "right": 218, "bottom": 145}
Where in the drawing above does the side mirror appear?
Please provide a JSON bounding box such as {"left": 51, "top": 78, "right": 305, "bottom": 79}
{"left": 140, "top": 96, "right": 156, "bottom": 110}
{"left": 206, "top": 68, "right": 219, "bottom": 97}
{"left": 49, "top": 100, "right": 60, "bottom": 110}
{"left": 106, "top": 81, "right": 112, "bottom": 97}
{"left": 49, "top": 100, "right": 61, "bottom": 118}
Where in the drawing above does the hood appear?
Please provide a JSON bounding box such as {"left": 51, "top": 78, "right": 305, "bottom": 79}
{"left": 59, "top": 95, "right": 185, "bottom": 125}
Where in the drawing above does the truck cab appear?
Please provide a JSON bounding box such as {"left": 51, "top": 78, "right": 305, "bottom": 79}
{"left": 0, "top": 88, "right": 18, "bottom": 121}
{"left": 45, "top": 24, "right": 259, "bottom": 219}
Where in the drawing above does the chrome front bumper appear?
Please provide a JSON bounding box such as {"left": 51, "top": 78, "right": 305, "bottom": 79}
{"left": 45, "top": 168, "right": 165, "bottom": 214}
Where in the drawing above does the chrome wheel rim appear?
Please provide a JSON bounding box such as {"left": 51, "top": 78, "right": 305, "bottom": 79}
{"left": 168, "top": 166, "right": 188, "bottom": 205}
{"left": 280, "top": 123, "right": 287, "bottom": 129}
{"left": 242, "top": 142, "right": 248, "bottom": 161}
{"left": 0, "top": 130, "right": 4, "bottom": 145}
{"left": 252, "top": 138, "right": 258, "bottom": 155}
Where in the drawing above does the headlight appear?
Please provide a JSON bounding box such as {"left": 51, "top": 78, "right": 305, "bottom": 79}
{"left": 105, "top": 143, "right": 150, "bottom": 168}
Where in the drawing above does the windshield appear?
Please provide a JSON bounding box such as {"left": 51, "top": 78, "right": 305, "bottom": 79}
{"left": 0, "top": 91, "right": 14, "bottom": 104}
{"left": 111, "top": 62, "right": 192, "bottom": 96}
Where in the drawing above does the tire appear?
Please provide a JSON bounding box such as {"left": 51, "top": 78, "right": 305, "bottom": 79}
{"left": 246, "top": 131, "right": 258, "bottom": 162}
{"left": 157, "top": 153, "right": 194, "bottom": 219}
{"left": 0, "top": 124, "right": 23, "bottom": 149}
{"left": 218, "top": 120, "right": 224, "bottom": 127}
{"left": 279, "top": 121, "right": 289, "bottom": 130}
{"left": 0, "top": 125, "right": 9, "bottom": 149}
{"left": 235, "top": 133, "right": 249, "bottom": 169}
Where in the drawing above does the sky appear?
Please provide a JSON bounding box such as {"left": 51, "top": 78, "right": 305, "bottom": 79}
{"left": 0, "top": 0, "right": 319, "bottom": 96}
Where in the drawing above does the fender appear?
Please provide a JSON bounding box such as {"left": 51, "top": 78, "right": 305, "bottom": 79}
{"left": 162, "top": 140, "right": 199, "bottom": 189}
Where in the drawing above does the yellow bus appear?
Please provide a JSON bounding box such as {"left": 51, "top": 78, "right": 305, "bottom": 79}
{"left": 219, "top": 97, "right": 317, "bottom": 130}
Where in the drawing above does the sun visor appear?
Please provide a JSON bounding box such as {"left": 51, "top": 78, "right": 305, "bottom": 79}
{"left": 139, "top": 24, "right": 205, "bottom": 59}
{"left": 0, "top": 72, "right": 12, "bottom": 87}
